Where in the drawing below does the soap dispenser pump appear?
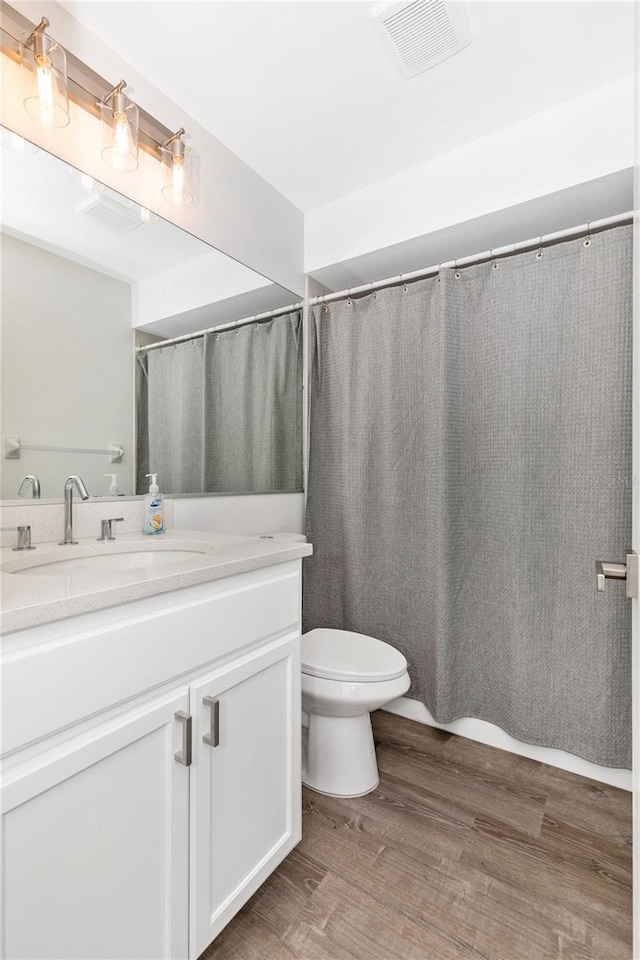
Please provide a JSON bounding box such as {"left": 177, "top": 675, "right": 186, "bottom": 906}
{"left": 143, "top": 473, "right": 165, "bottom": 535}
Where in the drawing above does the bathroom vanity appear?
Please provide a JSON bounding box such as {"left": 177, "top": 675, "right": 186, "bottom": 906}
{"left": 0, "top": 530, "right": 311, "bottom": 960}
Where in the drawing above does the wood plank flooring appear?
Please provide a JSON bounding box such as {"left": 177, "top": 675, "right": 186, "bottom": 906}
{"left": 201, "top": 711, "right": 632, "bottom": 960}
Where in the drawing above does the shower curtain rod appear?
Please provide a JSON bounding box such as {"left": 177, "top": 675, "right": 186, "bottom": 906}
{"left": 308, "top": 211, "right": 634, "bottom": 307}
{"left": 136, "top": 300, "right": 304, "bottom": 353}
{"left": 137, "top": 212, "right": 632, "bottom": 351}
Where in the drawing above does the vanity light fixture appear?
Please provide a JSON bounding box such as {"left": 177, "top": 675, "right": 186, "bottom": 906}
{"left": 19, "top": 17, "right": 69, "bottom": 128}
{"left": 5, "top": 7, "right": 197, "bottom": 204}
{"left": 161, "top": 128, "right": 193, "bottom": 207}
{"left": 99, "top": 80, "right": 139, "bottom": 172}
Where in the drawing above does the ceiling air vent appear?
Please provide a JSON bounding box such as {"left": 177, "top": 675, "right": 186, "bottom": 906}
{"left": 373, "top": 0, "right": 472, "bottom": 80}
{"left": 75, "top": 192, "right": 148, "bottom": 233}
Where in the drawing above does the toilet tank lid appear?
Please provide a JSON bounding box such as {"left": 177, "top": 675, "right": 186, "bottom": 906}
{"left": 301, "top": 628, "right": 408, "bottom": 683}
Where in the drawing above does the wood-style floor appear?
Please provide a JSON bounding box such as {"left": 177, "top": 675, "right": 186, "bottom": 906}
{"left": 202, "top": 711, "right": 632, "bottom": 960}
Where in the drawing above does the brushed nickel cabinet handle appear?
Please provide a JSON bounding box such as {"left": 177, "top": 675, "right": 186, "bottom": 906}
{"left": 202, "top": 696, "right": 220, "bottom": 748}
{"left": 174, "top": 711, "right": 192, "bottom": 766}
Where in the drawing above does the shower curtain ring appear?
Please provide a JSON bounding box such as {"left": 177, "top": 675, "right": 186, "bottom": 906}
{"left": 584, "top": 222, "right": 592, "bottom": 247}
{"left": 454, "top": 258, "right": 461, "bottom": 279}
{"left": 536, "top": 236, "right": 544, "bottom": 260}
{"left": 490, "top": 248, "right": 499, "bottom": 269}
{"left": 347, "top": 289, "right": 353, "bottom": 305}
{"left": 400, "top": 273, "right": 408, "bottom": 292}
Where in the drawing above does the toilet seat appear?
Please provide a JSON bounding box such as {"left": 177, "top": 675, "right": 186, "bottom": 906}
{"left": 301, "top": 628, "right": 408, "bottom": 683}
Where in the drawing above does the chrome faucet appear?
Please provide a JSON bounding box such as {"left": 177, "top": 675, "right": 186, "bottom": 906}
{"left": 17, "top": 475, "right": 41, "bottom": 498}
{"left": 59, "top": 475, "right": 90, "bottom": 545}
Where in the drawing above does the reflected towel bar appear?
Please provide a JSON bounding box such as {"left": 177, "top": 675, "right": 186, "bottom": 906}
{"left": 3, "top": 436, "right": 124, "bottom": 463}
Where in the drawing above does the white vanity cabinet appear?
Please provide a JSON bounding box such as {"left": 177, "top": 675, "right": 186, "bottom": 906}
{"left": 2, "top": 689, "right": 191, "bottom": 960}
{"left": 0, "top": 560, "right": 302, "bottom": 960}
{"left": 190, "top": 636, "right": 298, "bottom": 957}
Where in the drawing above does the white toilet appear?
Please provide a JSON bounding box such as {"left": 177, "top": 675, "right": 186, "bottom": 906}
{"left": 301, "top": 628, "right": 411, "bottom": 798}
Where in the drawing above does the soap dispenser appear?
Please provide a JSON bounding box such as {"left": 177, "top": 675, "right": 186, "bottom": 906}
{"left": 104, "top": 473, "right": 121, "bottom": 496}
{"left": 143, "top": 473, "right": 165, "bottom": 535}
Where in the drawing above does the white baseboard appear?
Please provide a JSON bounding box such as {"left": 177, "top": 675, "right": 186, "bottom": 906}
{"left": 383, "top": 696, "right": 631, "bottom": 791}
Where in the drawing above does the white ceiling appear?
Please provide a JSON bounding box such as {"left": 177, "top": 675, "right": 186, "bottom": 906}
{"left": 60, "top": 1, "right": 635, "bottom": 211}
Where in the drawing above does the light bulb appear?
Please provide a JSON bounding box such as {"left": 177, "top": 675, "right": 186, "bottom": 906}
{"left": 35, "top": 56, "right": 54, "bottom": 125}
{"left": 21, "top": 20, "right": 69, "bottom": 128}
{"left": 161, "top": 133, "right": 193, "bottom": 207}
{"left": 171, "top": 158, "right": 185, "bottom": 199}
{"left": 112, "top": 112, "right": 132, "bottom": 170}
{"left": 100, "top": 85, "right": 139, "bottom": 172}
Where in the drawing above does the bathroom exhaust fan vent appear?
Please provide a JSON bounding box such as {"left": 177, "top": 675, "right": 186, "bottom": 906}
{"left": 373, "top": 0, "right": 472, "bottom": 80}
{"left": 75, "top": 192, "right": 147, "bottom": 233}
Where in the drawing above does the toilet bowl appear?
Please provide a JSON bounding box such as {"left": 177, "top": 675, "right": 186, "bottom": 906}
{"left": 301, "top": 628, "right": 410, "bottom": 798}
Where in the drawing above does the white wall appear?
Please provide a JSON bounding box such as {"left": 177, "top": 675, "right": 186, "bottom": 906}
{"left": 310, "top": 170, "right": 633, "bottom": 293}
{"left": 1, "top": 235, "right": 134, "bottom": 499}
{"left": 305, "top": 76, "right": 634, "bottom": 273}
{"left": 2, "top": 1, "right": 304, "bottom": 297}
{"left": 172, "top": 493, "right": 304, "bottom": 538}
{"left": 133, "top": 248, "right": 272, "bottom": 329}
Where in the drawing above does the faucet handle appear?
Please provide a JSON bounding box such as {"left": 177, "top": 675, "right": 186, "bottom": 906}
{"left": 13, "top": 525, "right": 35, "bottom": 551}
{"left": 97, "top": 517, "right": 125, "bottom": 542}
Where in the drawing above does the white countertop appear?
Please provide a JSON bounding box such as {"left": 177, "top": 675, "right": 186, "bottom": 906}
{"left": 0, "top": 529, "right": 312, "bottom": 634}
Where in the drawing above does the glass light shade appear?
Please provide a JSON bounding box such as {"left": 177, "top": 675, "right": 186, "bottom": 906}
{"left": 70, "top": 168, "right": 105, "bottom": 194}
{"left": 161, "top": 142, "right": 193, "bottom": 207}
{"left": 20, "top": 28, "right": 69, "bottom": 128}
{"left": 0, "top": 129, "right": 39, "bottom": 156}
{"left": 100, "top": 90, "right": 139, "bottom": 172}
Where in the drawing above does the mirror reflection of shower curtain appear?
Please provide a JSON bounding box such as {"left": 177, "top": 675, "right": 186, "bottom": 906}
{"left": 304, "top": 226, "right": 633, "bottom": 768}
{"left": 136, "top": 310, "right": 303, "bottom": 495}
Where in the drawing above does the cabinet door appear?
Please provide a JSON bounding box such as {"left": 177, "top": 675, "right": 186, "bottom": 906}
{"left": 190, "top": 634, "right": 301, "bottom": 958}
{"left": 1, "top": 688, "right": 190, "bottom": 960}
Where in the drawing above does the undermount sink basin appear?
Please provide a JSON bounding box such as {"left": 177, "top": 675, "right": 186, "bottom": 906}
{"left": 14, "top": 547, "right": 210, "bottom": 577}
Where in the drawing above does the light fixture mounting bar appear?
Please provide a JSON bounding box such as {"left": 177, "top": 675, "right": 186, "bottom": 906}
{"left": 0, "top": 1, "right": 173, "bottom": 160}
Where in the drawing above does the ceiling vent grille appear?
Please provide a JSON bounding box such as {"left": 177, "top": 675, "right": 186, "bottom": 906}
{"left": 75, "top": 192, "right": 147, "bottom": 233}
{"left": 373, "top": 0, "right": 472, "bottom": 80}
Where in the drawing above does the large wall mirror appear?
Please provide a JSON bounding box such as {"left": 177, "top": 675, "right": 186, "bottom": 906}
{"left": 0, "top": 130, "right": 303, "bottom": 502}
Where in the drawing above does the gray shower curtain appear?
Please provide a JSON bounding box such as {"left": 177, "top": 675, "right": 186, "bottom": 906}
{"left": 137, "top": 310, "right": 303, "bottom": 495}
{"left": 304, "top": 225, "right": 632, "bottom": 768}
